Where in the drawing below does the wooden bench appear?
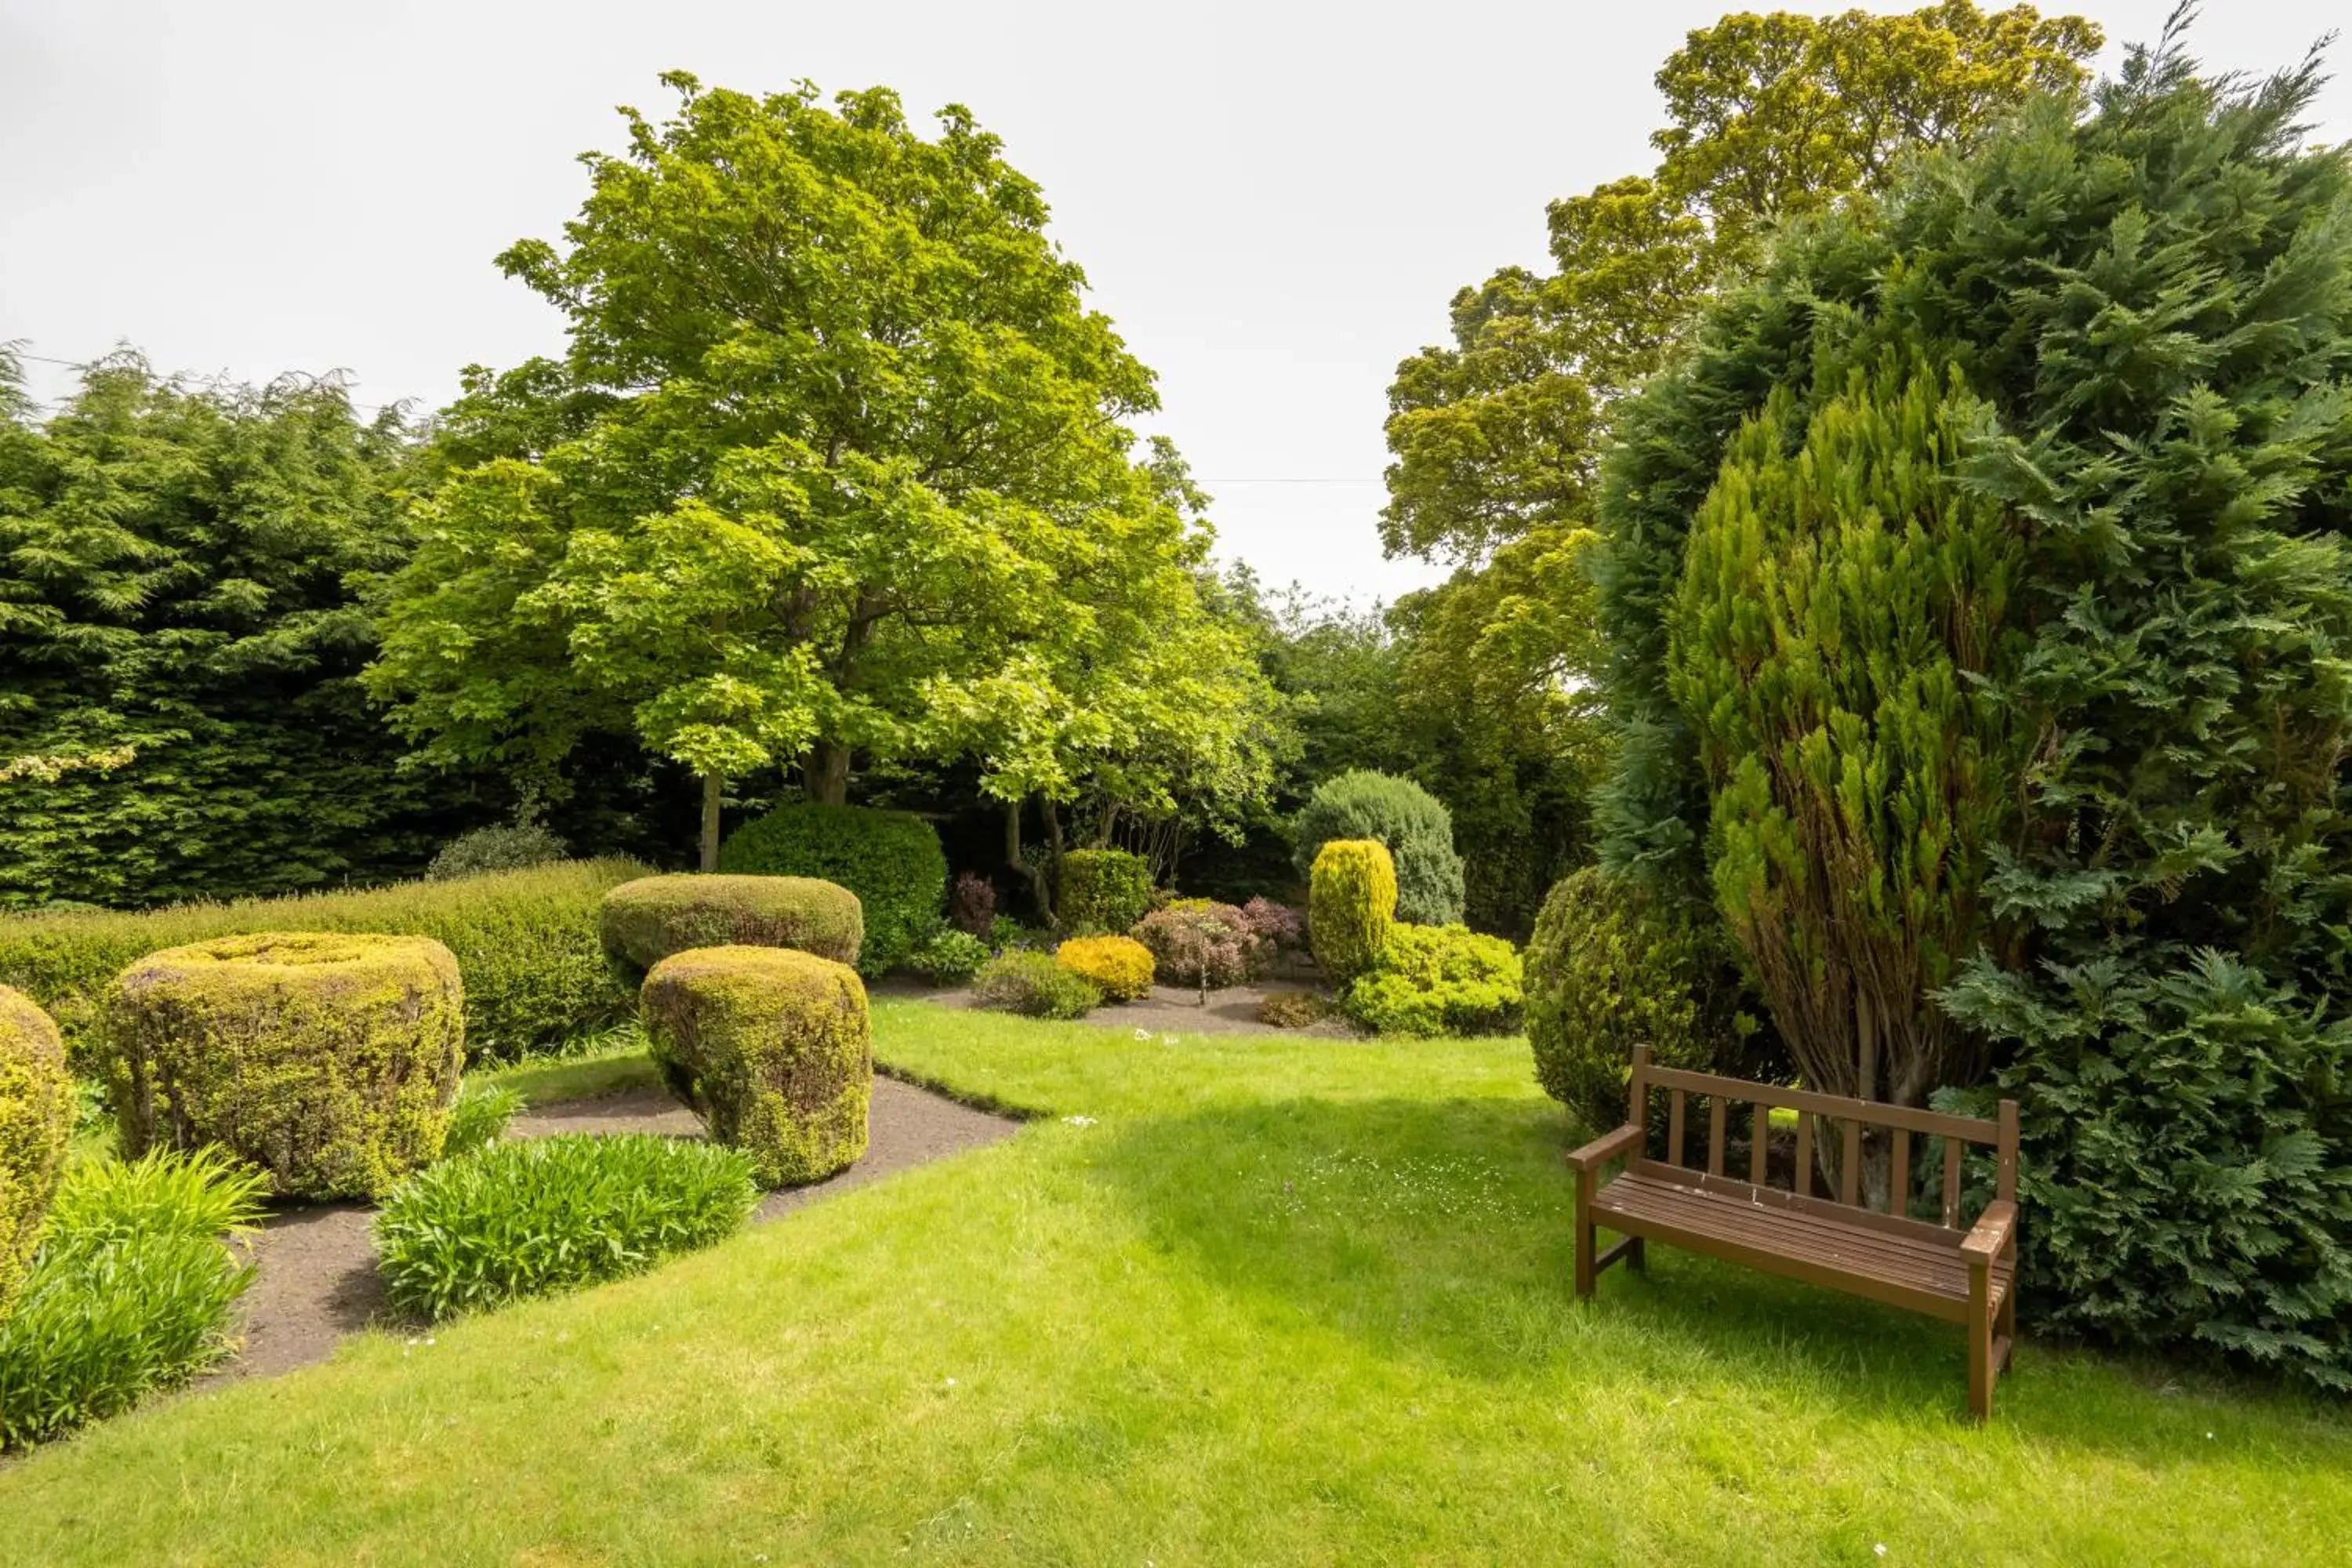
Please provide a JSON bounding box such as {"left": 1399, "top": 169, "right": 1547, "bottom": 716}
{"left": 1568, "top": 1045, "right": 2020, "bottom": 1420}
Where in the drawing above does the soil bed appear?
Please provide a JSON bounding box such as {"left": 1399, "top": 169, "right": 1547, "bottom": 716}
{"left": 877, "top": 976, "right": 1356, "bottom": 1038}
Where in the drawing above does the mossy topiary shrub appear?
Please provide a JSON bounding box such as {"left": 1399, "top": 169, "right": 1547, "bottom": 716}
{"left": 641, "top": 946, "right": 871, "bottom": 1189}
{"left": 599, "top": 874, "right": 862, "bottom": 985}
{"left": 1309, "top": 839, "right": 1397, "bottom": 982}
{"left": 1054, "top": 935, "right": 1154, "bottom": 1001}
{"left": 109, "top": 933, "right": 463, "bottom": 1200}
{"left": 0, "top": 985, "right": 74, "bottom": 1316}
{"left": 717, "top": 804, "right": 946, "bottom": 976}
{"left": 1057, "top": 849, "right": 1154, "bottom": 934}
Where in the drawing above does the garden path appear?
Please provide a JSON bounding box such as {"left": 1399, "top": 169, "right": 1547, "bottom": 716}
{"left": 879, "top": 977, "right": 1356, "bottom": 1037}
{"left": 201, "top": 1074, "right": 1018, "bottom": 1384}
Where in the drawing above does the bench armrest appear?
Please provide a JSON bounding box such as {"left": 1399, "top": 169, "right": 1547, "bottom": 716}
{"left": 1961, "top": 1199, "right": 2017, "bottom": 1265}
{"left": 1566, "top": 1123, "right": 1642, "bottom": 1174}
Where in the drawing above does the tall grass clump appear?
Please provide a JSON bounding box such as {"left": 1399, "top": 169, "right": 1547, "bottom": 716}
{"left": 0, "top": 1148, "right": 267, "bottom": 1450}
{"left": 0, "top": 858, "right": 646, "bottom": 1067}
{"left": 373, "top": 1133, "right": 758, "bottom": 1321}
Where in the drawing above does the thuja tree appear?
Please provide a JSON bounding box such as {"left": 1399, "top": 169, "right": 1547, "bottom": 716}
{"left": 0, "top": 353, "right": 460, "bottom": 908}
{"left": 371, "top": 76, "right": 1273, "bottom": 869}
{"left": 1598, "top": 30, "right": 2352, "bottom": 1386}
{"left": 1667, "top": 356, "right": 2025, "bottom": 1123}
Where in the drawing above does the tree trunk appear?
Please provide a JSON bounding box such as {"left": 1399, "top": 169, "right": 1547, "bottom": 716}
{"left": 1005, "top": 797, "right": 1054, "bottom": 924}
{"left": 805, "top": 740, "right": 852, "bottom": 806}
{"left": 699, "top": 772, "right": 723, "bottom": 872}
{"left": 1040, "top": 797, "right": 1067, "bottom": 926}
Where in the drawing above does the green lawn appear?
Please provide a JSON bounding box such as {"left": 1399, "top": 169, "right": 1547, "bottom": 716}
{"left": 2, "top": 1001, "right": 2347, "bottom": 1564}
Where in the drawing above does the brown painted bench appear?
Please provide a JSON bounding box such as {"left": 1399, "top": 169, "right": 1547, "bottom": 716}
{"left": 1568, "top": 1045, "right": 2021, "bottom": 1420}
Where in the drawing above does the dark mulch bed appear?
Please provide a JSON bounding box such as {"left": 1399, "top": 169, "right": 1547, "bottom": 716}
{"left": 204, "top": 1074, "right": 1018, "bottom": 1385}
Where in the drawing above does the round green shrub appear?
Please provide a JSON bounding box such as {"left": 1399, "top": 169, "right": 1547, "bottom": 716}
{"left": 1343, "top": 924, "right": 1523, "bottom": 1038}
{"left": 1058, "top": 849, "right": 1154, "bottom": 933}
{"left": 641, "top": 946, "right": 872, "bottom": 1189}
{"left": 908, "top": 926, "right": 989, "bottom": 984}
{"left": 1523, "top": 866, "right": 1772, "bottom": 1133}
{"left": 0, "top": 985, "right": 74, "bottom": 1316}
{"left": 1293, "top": 771, "right": 1465, "bottom": 926}
{"left": 426, "top": 824, "right": 569, "bottom": 881}
{"left": 717, "top": 804, "right": 946, "bottom": 976}
{"left": 599, "top": 874, "right": 862, "bottom": 982}
{"left": 109, "top": 932, "right": 464, "bottom": 1200}
{"left": 1308, "top": 839, "right": 1397, "bottom": 982}
{"left": 972, "top": 951, "right": 1100, "bottom": 1020}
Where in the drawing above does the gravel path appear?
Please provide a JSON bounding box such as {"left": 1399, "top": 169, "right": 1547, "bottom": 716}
{"left": 204, "top": 1074, "right": 1019, "bottom": 1385}
{"left": 879, "top": 976, "right": 1356, "bottom": 1037}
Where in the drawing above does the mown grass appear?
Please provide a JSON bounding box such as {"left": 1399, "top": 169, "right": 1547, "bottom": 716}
{"left": 1, "top": 1001, "right": 2347, "bottom": 1563}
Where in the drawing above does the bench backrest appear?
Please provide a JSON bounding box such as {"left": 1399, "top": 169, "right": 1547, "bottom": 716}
{"left": 1626, "top": 1045, "right": 2017, "bottom": 1240}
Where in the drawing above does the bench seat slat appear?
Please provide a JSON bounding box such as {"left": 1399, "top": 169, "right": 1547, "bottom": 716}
{"left": 1592, "top": 1172, "right": 2013, "bottom": 1325}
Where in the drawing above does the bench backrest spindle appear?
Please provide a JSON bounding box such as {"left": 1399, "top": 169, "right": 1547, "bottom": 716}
{"left": 1708, "top": 1097, "right": 1727, "bottom": 1178}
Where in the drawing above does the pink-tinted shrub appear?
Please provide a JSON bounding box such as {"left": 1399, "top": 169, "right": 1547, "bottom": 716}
{"left": 949, "top": 873, "right": 996, "bottom": 938}
{"left": 1238, "top": 898, "right": 1305, "bottom": 964}
{"left": 1132, "top": 902, "right": 1261, "bottom": 993}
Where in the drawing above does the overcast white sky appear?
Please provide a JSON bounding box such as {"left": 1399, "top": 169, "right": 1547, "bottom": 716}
{"left": 2, "top": 2, "right": 2345, "bottom": 602}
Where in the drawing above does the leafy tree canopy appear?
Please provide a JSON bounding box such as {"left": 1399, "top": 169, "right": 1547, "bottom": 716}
{"left": 369, "top": 75, "right": 1276, "bottom": 862}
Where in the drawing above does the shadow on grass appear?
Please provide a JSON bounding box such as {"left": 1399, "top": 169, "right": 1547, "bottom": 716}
{"left": 1085, "top": 1093, "right": 2352, "bottom": 1464}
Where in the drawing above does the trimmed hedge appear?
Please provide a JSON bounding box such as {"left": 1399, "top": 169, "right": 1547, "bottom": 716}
{"left": 1058, "top": 850, "right": 1154, "bottom": 934}
{"left": 600, "top": 874, "right": 862, "bottom": 982}
{"left": 642, "top": 946, "right": 872, "bottom": 1189}
{"left": 1343, "top": 924, "right": 1523, "bottom": 1039}
{"left": 1293, "top": 771, "right": 1465, "bottom": 926}
{"left": 973, "top": 952, "right": 1100, "bottom": 1019}
{"left": 1055, "top": 935, "right": 1155, "bottom": 1002}
{"left": 111, "top": 932, "right": 465, "bottom": 1200}
{"left": 373, "top": 1133, "right": 757, "bottom": 1321}
{"left": 1309, "top": 840, "right": 1396, "bottom": 982}
{"left": 718, "top": 804, "right": 946, "bottom": 976}
{"left": 1523, "top": 866, "right": 1773, "bottom": 1132}
{"left": 0, "top": 986, "right": 74, "bottom": 1316}
{"left": 0, "top": 859, "right": 645, "bottom": 1069}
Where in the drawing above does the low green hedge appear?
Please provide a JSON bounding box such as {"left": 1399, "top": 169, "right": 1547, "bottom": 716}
{"left": 1344, "top": 924, "right": 1524, "bottom": 1038}
{"left": 1058, "top": 849, "right": 1153, "bottom": 933}
{"left": 0, "top": 858, "right": 646, "bottom": 1069}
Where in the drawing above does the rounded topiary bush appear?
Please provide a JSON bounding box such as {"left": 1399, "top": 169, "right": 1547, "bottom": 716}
{"left": 641, "top": 946, "right": 872, "bottom": 1189}
{"left": 717, "top": 804, "right": 946, "bottom": 976}
{"left": 1523, "top": 866, "right": 1772, "bottom": 1133}
{"left": 110, "top": 932, "right": 464, "bottom": 1200}
{"left": 972, "top": 951, "right": 1100, "bottom": 1020}
{"left": 600, "top": 874, "right": 862, "bottom": 982}
{"left": 1055, "top": 935, "right": 1154, "bottom": 1001}
{"left": 0, "top": 985, "right": 74, "bottom": 1316}
{"left": 1343, "top": 924, "right": 1523, "bottom": 1039}
{"left": 1058, "top": 849, "right": 1154, "bottom": 934}
{"left": 1293, "top": 771, "right": 1465, "bottom": 926}
{"left": 1309, "top": 839, "right": 1397, "bottom": 982}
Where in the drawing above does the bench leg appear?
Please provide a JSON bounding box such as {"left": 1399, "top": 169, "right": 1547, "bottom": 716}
{"left": 1573, "top": 1170, "right": 1595, "bottom": 1298}
{"left": 1627, "top": 1236, "right": 1646, "bottom": 1275}
{"left": 1968, "top": 1262, "right": 1994, "bottom": 1423}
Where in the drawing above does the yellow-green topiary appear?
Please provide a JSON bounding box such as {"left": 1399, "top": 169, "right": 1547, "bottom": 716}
{"left": 0, "top": 985, "right": 74, "bottom": 1316}
{"left": 110, "top": 932, "right": 463, "bottom": 1200}
{"left": 641, "top": 946, "right": 871, "bottom": 1189}
{"left": 1054, "top": 935, "right": 1155, "bottom": 1002}
{"left": 1309, "top": 839, "right": 1397, "bottom": 982}
{"left": 600, "top": 874, "right": 862, "bottom": 982}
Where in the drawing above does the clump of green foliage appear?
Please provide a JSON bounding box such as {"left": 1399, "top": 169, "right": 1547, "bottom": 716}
{"left": 1308, "top": 839, "right": 1396, "bottom": 982}
{"left": 443, "top": 1083, "right": 524, "bottom": 1159}
{"left": 0, "top": 985, "right": 74, "bottom": 1316}
{"left": 1342, "top": 924, "right": 1523, "bottom": 1039}
{"left": 1293, "top": 771, "right": 1465, "bottom": 926}
{"left": 0, "top": 858, "right": 644, "bottom": 1069}
{"left": 1056, "top": 849, "right": 1155, "bottom": 933}
{"left": 111, "top": 932, "right": 464, "bottom": 1200}
{"left": 971, "top": 952, "right": 1100, "bottom": 1020}
{"left": 0, "top": 1147, "right": 267, "bottom": 1450}
{"left": 1597, "top": 32, "right": 2352, "bottom": 1388}
{"left": 426, "top": 824, "right": 569, "bottom": 881}
{"left": 373, "top": 1133, "right": 758, "bottom": 1322}
{"left": 1523, "top": 866, "right": 1773, "bottom": 1132}
{"left": 600, "top": 873, "right": 862, "bottom": 982}
{"left": 909, "top": 926, "right": 989, "bottom": 983}
{"left": 642, "top": 946, "right": 871, "bottom": 1188}
{"left": 718, "top": 805, "right": 944, "bottom": 976}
